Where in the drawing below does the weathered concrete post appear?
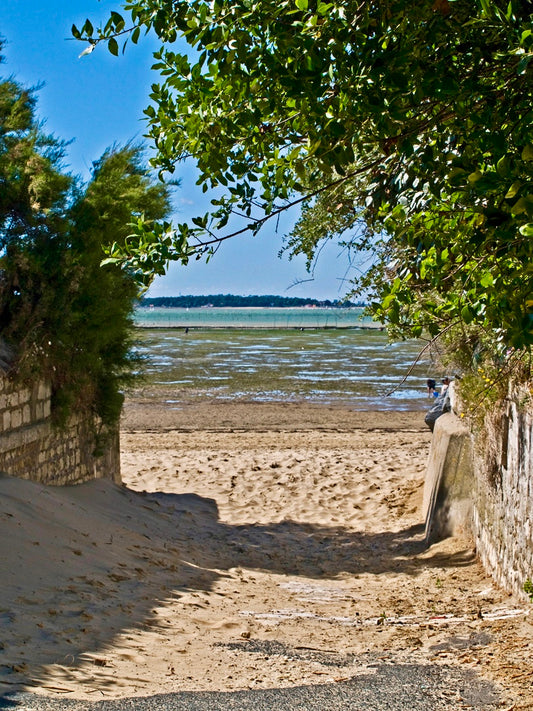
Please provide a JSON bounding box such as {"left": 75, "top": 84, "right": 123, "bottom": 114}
{"left": 423, "top": 411, "right": 474, "bottom": 544}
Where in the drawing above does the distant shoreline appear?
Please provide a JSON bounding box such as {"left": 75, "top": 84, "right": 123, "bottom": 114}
{"left": 140, "top": 295, "right": 366, "bottom": 309}
{"left": 138, "top": 305, "right": 363, "bottom": 309}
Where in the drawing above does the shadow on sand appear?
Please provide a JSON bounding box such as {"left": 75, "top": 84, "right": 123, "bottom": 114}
{"left": 0, "top": 478, "right": 477, "bottom": 700}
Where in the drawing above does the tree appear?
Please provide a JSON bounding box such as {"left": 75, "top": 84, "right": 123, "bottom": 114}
{"left": 74, "top": 0, "right": 533, "bottom": 353}
{"left": 0, "top": 50, "right": 172, "bottom": 428}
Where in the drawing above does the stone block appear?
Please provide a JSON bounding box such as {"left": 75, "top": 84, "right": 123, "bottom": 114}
{"left": 3, "top": 410, "right": 11, "bottom": 431}
{"left": 37, "top": 382, "right": 51, "bottom": 400}
{"left": 22, "top": 405, "right": 31, "bottom": 425}
{"left": 18, "top": 388, "right": 31, "bottom": 405}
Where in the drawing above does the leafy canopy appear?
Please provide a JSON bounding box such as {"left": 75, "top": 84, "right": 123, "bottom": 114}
{"left": 74, "top": 0, "right": 533, "bottom": 351}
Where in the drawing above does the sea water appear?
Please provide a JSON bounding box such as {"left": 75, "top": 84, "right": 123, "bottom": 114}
{"left": 133, "top": 310, "right": 436, "bottom": 411}
{"left": 134, "top": 306, "right": 375, "bottom": 329}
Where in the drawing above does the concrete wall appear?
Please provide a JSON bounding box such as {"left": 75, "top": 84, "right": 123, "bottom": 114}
{"left": 424, "top": 383, "right": 533, "bottom": 599}
{"left": 423, "top": 412, "right": 473, "bottom": 543}
{"left": 0, "top": 373, "right": 120, "bottom": 486}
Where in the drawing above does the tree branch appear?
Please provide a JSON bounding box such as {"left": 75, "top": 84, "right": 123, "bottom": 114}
{"left": 183, "top": 158, "right": 382, "bottom": 251}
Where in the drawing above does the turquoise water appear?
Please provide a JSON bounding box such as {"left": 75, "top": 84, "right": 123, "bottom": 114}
{"left": 134, "top": 306, "right": 376, "bottom": 329}
{"left": 134, "top": 322, "right": 435, "bottom": 411}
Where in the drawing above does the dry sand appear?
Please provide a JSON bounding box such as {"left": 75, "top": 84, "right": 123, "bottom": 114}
{"left": 1, "top": 396, "right": 532, "bottom": 707}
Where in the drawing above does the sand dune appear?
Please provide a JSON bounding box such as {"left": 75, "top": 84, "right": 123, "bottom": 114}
{"left": 0, "top": 401, "right": 531, "bottom": 706}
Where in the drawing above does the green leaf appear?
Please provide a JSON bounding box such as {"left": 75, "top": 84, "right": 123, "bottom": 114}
{"left": 461, "top": 305, "right": 474, "bottom": 324}
{"left": 496, "top": 155, "right": 511, "bottom": 177}
{"left": 479, "top": 272, "right": 494, "bottom": 288}
{"left": 83, "top": 19, "right": 94, "bottom": 36}
{"left": 295, "top": 0, "right": 308, "bottom": 10}
{"left": 108, "top": 38, "right": 119, "bottom": 56}
{"left": 111, "top": 11, "right": 125, "bottom": 28}
{"left": 519, "top": 223, "right": 533, "bottom": 237}
{"left": 522, "top": 144, "right": 533, "bottom": 161}
{"left": 517, "top": 55, "right": 531, "bottom": 75}
{"left": 468, "top": 170, "right": 482, "bottom": 183}
{"left": 505, "top": 181, "right": 522, "bottom": 199}
{"left": 381, "top": 293, "right": 396, "bottom": 309}
{"left": 511, "top": 197, "right": 527, "bottom": 215}
{"left": 391, "top": 277, "right": 402, "bottom": 294}
{"left": 521, "top": 29, "right": 532, "bottom": 45}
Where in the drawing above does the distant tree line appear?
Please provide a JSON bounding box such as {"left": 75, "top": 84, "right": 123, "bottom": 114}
{"left": 140, "top": 295, "right": 364, "bottom": 308}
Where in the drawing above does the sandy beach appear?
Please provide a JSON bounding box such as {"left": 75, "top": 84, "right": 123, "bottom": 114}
{"left": 1, "top": 396, "right": 532, "bottom": 707}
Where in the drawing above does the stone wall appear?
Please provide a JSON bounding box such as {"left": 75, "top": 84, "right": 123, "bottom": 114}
{"left": 0, "top": 373, "right": 120, "bottom": 486}
{"left": 424, "top": 383, "right": 533, "bottom": 599}
{"left": 472, "top": 385, "right": 533, "bottom": 597}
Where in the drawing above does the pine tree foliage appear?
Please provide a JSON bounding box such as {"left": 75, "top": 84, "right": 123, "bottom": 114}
{"left": 0, "top": 49, "right": 172, "bottom": 429}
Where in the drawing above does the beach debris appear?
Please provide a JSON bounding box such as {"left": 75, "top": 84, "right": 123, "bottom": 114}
{"left": 240, "top": 606, "right": 529, "bottom": 628}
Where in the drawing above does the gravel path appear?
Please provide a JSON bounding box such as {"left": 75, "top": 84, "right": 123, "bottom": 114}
{"left": 1, "top": 662, "right": 503, "bottom": 710}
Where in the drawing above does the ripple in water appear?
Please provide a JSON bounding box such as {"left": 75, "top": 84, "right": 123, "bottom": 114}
{"left": 134, "top": 327, "right": 438, "bottom": 411}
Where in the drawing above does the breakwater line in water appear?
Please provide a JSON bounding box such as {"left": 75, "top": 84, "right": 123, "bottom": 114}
{"left": 134, "top": 306, "right": 379, "bottom": 330}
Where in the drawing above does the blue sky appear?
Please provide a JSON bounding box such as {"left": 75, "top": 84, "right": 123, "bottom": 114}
{"left": 1, "top": 1, "right": 357, "bottom": 300}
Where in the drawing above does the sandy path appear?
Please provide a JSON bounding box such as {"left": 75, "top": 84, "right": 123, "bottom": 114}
{"left": 0, "top": 400, "right": 531, "bottom": 707}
